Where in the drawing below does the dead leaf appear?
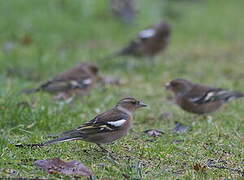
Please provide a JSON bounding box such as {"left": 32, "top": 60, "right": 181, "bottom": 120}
{"left": 193, "top": 163, "right": 207, "bottom": 172}
{"left": 20, "top": 34, "right": 33, "bottom": 45}
{"left": 144, "top": 129, "right": 164, "bottom": 137}
{"left": 34, "top": 158, "right": 92, "bottom": 177}
{"left": 172, "top": 122, "right": 188, "bottom": 133}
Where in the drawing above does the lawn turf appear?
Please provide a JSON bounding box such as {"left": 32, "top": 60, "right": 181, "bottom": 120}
{"left": 0, "top": 0, "right": 244, "bottom": 179}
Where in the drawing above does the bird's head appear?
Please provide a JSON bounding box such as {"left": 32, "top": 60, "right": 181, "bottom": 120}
{"left": 156, "top": 21, "right": 171, "bottom": 37}
{"left": 165, "top": 78, "right": 193, "bottom": 95}
{"left": 116, "top": 97, "right": 147, "bottom": 112}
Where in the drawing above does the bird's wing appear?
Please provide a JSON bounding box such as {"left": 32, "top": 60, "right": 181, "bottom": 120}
{"left": 39, "top": 76, "right": 93, "bottom": 92}
{"left": 187, "top": 86, "right": 244, "bottom": 104}
{"left": 39, "top": 80, "right": 78, "bottom": 92}
{"left": 75, "top": 109, "right": 130, "bottom": 135}
{"left": 138, "top": 28, "right": 156, "bottom": 40}
{"left": 117, "top": 27, "right": 156, "bottom": 56}
{"left": 183, "top": 83, "right": 215, "bottom": 103}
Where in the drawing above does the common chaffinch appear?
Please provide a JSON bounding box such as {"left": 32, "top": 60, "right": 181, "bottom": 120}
{"left": 24, "top": 63, "right": 99, "bottom": 100}
{"left": 113, "top": 21, "right": 171, "bottom": 59}
{"left": 16, "top": 97, "right": 146, "bottom": 151}
{"left": 110, "top": 0, "right": 136, "bottom": 24}
{"left": 165, "top": 78, "right": 244, "bottom": 115}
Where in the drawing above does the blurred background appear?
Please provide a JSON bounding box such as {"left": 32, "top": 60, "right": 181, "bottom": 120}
{"left": 1, "top": 0, "right": 243, "bottom": 93}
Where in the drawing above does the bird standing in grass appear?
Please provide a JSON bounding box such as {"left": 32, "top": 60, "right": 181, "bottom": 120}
{"left": 16, "top": 97, "right": 147, "bottom": 152}
{"left": 165, "top": 78, "right": 244, "bottom": 115}
{"left": 23, "top": 63, "right": 99, "bottom": 100}
{"left": 110, "top": 21, "right": 171, "bottom": 60}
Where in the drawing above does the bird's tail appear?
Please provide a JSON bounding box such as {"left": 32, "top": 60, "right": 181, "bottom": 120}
{"left": 98, "top": 49, "right": 128, "bottom": 61}
{"left": 194, "top": 89, "right": 244, "bottom": 104}
{"left": 224, "top": 91, "right": 244, "bottom": 102}
{"left": 42, "top": 136, "right": 83, "bottom": 146}
{"left": 15, "top": 130, "right": 84, "bottom": 148}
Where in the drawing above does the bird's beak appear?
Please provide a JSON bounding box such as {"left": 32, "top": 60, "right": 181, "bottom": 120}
{"left": 138, "top": 101, "right": 147, "bottom": 107}
{"left": 165, "top": 82, "right": 171, "bottom": 90}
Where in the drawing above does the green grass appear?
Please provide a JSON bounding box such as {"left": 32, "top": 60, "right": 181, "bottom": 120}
{"left": 0, "top": 0, "right": 244, "bottom": 179}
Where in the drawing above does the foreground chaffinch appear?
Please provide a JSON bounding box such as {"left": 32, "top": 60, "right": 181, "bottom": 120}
{"left": 16, "top": 97, "right": 146, "bottom": 151}
{"left": 165, "top": 78, "right": 244, "bottom": 115}
{"left": 112, "top": 21, "right": 171, "bottom": 59}
{"left": 24, "top": 63, "right": 99, "bottom": 100}
{"left": 110, "top": 0, "right": 136, "bottom": 24}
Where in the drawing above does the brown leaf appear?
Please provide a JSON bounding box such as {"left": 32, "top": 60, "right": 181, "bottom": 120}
{"left": 20, "top": 34, "right": 33, "bottom": 45}
{"left": 34, "top": 158, "right": 92, "bottom": 177}
{"left": 144, "top": 129, "right": 164, "bottom": 137}
{"left": 193, "top": 163, "right": 207, "bottom": 172}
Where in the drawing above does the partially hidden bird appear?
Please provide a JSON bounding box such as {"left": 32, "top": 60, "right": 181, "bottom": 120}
{"left": 109, "top": 21, "right": 171, "bottom": 60}
{"left": 23, "top": 62, "right": 99, "bottom": 100}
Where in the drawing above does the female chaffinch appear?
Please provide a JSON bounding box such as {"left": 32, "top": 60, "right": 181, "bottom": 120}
{"left": 16, "top": 97, "right": 146, "bottom": 151}
{"left": 113, "top": 21, "right": 171, "bottom": 59}
{"left": 23, "top": 62, "right": 99, "bottom": 100}
{"left": 165, "top": 78, "right": 244, "bottom": 115}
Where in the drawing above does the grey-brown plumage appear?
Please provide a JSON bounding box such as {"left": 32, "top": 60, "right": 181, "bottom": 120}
{"left": 113, "top": 21, "right": 171, "bottom": 59}
{"left": 15, "top": 97, "right": 146, "bottom": 147}
{"left": 165, "top": 79, "right": 244, "bottom": 114}
{"left": 23, "top": 63, "right": 99, "bottom": 99}
{"left": 110, "top": 0, "right": 136, "bottom": 24}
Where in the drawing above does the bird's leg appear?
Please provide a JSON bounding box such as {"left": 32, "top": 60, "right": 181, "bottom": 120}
{"left": 96, "top": 144, "right": 118, "bottom": 161}
{"left": 97, "top": 144, "right": 109, "bottom": 153}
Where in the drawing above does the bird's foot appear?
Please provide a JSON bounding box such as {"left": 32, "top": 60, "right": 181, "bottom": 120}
{"left": 96, "top": 144, "right": 118, "bottom": 162}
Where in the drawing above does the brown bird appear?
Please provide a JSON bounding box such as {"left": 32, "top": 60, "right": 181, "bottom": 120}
{"left": 16, "top": 97, "right": 147, "bottom": 152}
{"left": 110, "top": 0, "right": 137, "bottom": 24}
{"left": 111, "top": 21, "right": 171, "bottom": 59}
{"left": 165, "top": 79, "right": 244, "bottom": 115}
{"left": 23, "top": 63, "right": 99, "bottom": 100}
